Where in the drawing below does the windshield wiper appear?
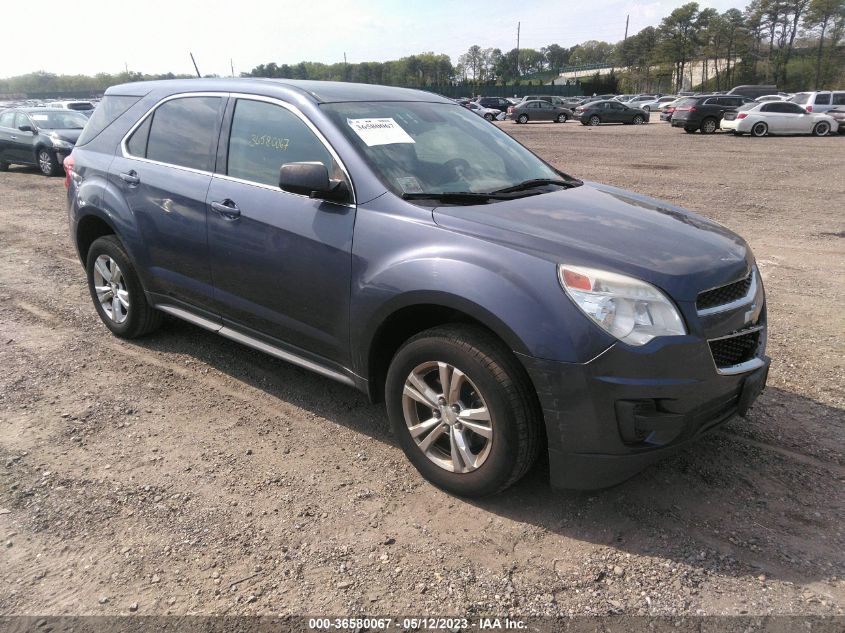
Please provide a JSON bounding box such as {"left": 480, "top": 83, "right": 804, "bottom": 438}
{"left": 402, "top": 191, "right": 506, "bottom": 203}
{"left": 489, "top": 178, "right": 574, "bottom": 194}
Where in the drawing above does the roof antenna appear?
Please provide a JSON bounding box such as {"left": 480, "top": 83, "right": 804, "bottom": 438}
{"left": 190, "top": 52, "right": 201, "bottom": 78}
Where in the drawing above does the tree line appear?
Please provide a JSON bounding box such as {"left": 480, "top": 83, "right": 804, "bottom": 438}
{"left": 1, "top": 0, "right": 842, "bottom": 97}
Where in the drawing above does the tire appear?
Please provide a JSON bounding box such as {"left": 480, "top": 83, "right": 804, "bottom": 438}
{"left": 812, "top": 121, "right": 831, "bottom": 136}
{"left": 85, "top": 235, "right": 162, "bottom": 339}
{"left": 588, "top": 115, "right": 601, "bottom": 126}
{"left": 555, "top": 113, "right": 567, "bottom": 123}
{"left": 37, "top": 148, "right": 60, "bottom": 176}
{"left": 632, "top": 115, "right": 645, "bottom": 125}
{"left": 517, "top": 114, "right": 528, "bottom": 124}
{"left": 484, "top": 113, "right": 494, "bottom": 121}
{"left": 751, "top": 122, "right": 768, "bottom": 137}
{"left": 643, "top": 105, "right": 651, "bottom": 112}
{"left": 0, "top": 161, "right": 8, "bottom": 172}
{"left": 700, "top": 117, "right": 718, "bottom": 134}
{"left": 385, "top": 324, "right": 541, "bottom": 497}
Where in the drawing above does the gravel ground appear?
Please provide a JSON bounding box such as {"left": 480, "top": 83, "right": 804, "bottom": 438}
{"left": 0, "top": 120, "right": 843, "bottom": 618}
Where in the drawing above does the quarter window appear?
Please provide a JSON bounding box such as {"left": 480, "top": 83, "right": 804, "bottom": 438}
{"left": 226, "top": 99, "right": 337, "bottom": 188}
{"left": 126, "top": 115, "right": 152, "bottom": 157}
{"left": 144, "top": 96, "right": 224, "bottom": 172}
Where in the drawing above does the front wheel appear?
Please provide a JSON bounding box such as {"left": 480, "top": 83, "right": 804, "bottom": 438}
{"left": 555, "top": 113, "right": 568, "bottom": 123}
{"left": 0, "top": 160, "right": 8, "bottom": 172}
{"left": 484, "top": 113, "right": 494, "bottom": 121}
{"left": 86, "top": 235, "right": 162, "bottom": 339}
{"left": 385, "top": 325, "right": 541, "bottom": 497}
{"left": 813, "top": 121, "right": 831, "bottom": 136}
{"left": 684, "top": 127, "right": 697, "bottom": 134}
{"left": 588, "top": 115, "right": 601, "bottom": 126}
{"left": 37, "top": 149, "right": 60, "bottom": 176}
{"left": 517, "top": 114, "right": 529, "bottom": 124}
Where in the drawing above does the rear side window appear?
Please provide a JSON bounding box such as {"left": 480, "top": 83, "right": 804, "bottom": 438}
{"left": 145, "top": 97, "right": 224, "bottom": 172}
{"left": 226, "top": 99, "right": 334, "bottom": 188}
{"left": 814, "top": 93, "right": 831, "bottom": 105}
{"left": 76, "top": 95, "right": 139, "bottom": 146}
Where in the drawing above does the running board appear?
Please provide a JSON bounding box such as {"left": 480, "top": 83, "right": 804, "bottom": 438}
{"left": 157, "top": 305, "right": 356, "bottom": 387}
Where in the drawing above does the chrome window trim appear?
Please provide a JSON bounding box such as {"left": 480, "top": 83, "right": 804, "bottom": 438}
{"left": 119, "top": 91, "right": 356, "bottom": 207}
{"left": 696, "top": 266, "right": 758, "bottom": 316}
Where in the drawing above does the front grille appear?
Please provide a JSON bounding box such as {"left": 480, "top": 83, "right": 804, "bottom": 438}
{"left": 697, "top": 270, "right": 753, "bottom": 311}
{"left": 709, "top": 330, "right": 760, "bottom": 368}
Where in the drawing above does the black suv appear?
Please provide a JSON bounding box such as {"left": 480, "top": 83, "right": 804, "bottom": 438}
{"left": 671, "top": 95, "right": 754, "bottom": 133}
{"left": 476, "top": 96, "right": 512, "bottom": 111}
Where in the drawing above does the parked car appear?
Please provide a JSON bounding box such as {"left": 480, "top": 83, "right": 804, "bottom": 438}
{"left": 638, "top": 96, "right": 678, "bottom": 111}
{"left": 727, "top": 85, "right": 778, "bottom": 99}
{"left": 520, "top": 94, "right": 570, "bottom": 107}
{"left": 721, "top": 101, "right": 838, "bottom": 136}
{"left": 507, "top": 100, "right": 572, "bottom": 123}
{"left": 574, "top": 100, "right": 649, "bottom": 125}
{"left": 51, "top": 100, "right": 97, "bottom": 117}
{"left": 463, "top": 101, "right": 501, "bottom": 121}
{"left": 826, "top": 107, "right": 845, "bottom": 133}
{"left": 755, "top": 95, "right": 787, "bottom": 102}
{"left": 626, "top": 95, "right": 658, "bottom": 108}
{"left": 788, "top": 91, "right": 845, "bottom": 114}
{"left": 66, "top": 78, "right": 769, "bottom": 497}
{"left": 476, "top": 96, "right": 512, "bottom": 112}
{"left": 0, "top": 107, "right": 87, "bottom": 175}
{"left": 670, "top": 95, "right": 754, "bottom": 133}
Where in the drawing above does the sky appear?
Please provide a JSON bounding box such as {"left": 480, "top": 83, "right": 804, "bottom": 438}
{"left": 1, "top": 0, "right": 744, "bottom": 79}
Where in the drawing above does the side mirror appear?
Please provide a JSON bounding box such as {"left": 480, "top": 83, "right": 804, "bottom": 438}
{"left": 279, "top": 162, "right": 349, "bottom": 204}
{"left": 18, "top": 124, "right": 34, "bottom": 133}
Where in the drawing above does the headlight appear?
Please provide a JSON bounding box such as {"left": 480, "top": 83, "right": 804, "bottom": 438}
{"left": 50, "top": 137, "right": 73, "bottom": 149}
{"left": 558, "top": 265, "right": 686, "bottom": 346}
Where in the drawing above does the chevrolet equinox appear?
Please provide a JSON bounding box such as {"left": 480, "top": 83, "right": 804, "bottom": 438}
{"left": 65, "top": 79, "right": 770, "bottom": 497}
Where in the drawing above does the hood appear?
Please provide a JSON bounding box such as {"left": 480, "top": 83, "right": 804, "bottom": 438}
{"left": 432, "top": 182, "right": 751, "bottom": 302}
{"left": 47, "top": 129, "right": 82, "bottom": 144}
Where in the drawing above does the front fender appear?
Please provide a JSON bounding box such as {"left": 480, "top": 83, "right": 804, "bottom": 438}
{"left": 348, "top": 200, "right": 615, "bottom": 376}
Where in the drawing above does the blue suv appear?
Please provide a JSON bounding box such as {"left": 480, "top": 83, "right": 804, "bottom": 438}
{"left": 66, "top": 79, "right": 769, "bottom": 497}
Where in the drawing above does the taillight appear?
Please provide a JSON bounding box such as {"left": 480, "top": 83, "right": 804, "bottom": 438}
{"left": 806, "top": 105, "right": 813, "bottom": 112}
{"left": 666, "top": 108, "right": 675, "bottom": 113}
{"left": 737, "top": 112, "right": 747, "bottom": 119}
{"left": 507, "top": 106, "right": 513, "bottom": 113}
{"left": 689, "top": 106, "right": 697, "bottom": 112}
{"left": 63, "top": 153, "right": 75, "bottom": 190}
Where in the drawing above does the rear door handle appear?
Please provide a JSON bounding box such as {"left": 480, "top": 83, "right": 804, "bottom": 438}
{"left": 119, "top": 170, "right": 140, "bottom": 186}
{"left": 210, "top": 199, "right": 241, "bottom": 220}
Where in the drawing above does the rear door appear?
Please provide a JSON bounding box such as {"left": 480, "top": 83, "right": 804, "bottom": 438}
{"left": 109, "top": 94, "right": 227, "bottom": 312}
{"left": 760, "top": 102, "right": 788, "bottom": 132}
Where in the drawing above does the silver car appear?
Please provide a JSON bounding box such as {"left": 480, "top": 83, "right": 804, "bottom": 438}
{"left": 463, "top": 101, "right": 501, "bottom": 121}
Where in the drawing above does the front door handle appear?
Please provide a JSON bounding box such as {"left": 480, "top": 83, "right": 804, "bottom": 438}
{"left": 119, "top": 170, "right": 140, "bottom": 186}
{"left": 9, "top": 135, "right": 17, "bottom": 140}
{"left": 210, "top": 199, "right": 241, "bottom": 220}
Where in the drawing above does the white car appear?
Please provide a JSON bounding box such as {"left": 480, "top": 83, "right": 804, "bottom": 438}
{"left": 721, "top": 101, "right": 838, "bottom": 136}
{"left": 756, "top": 95, "right": 787, "bottom": 102}
{"left": 638, "top": 96, "right": 678, "bottom": 111}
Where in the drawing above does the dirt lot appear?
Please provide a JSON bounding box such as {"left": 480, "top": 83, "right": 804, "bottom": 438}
{"left": 0, "top": 121, "right": 843, "bottom": 618}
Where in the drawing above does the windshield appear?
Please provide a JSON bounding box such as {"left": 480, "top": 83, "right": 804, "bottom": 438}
{"left": 321, "top": 101, "right": 573, "bottom": 199}
{"left": 790, "top": 93, "right": 810, "bottom": 105}
{"left": 28, "top": 111, "right": 88, "bottom": 130}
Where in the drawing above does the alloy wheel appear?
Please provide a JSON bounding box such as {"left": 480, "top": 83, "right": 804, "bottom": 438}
{"left": 402, "top": 361, "right": 493, "bottom": 474}
{"left": 38, "top": 151, "right": 54, "bottom": 175}
{"left": 93, "top": 255, "right": 130, "bottom": 323}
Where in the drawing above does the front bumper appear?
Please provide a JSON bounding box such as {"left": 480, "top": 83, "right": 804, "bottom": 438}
{"left": 518, "top": 333, "right": 770, "bottom": 490}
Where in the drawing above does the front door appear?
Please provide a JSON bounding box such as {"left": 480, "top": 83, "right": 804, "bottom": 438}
{"left": 206, "top": 97, "right": 356, "bottom": 366}
{"left": 9, "top": 113, "right": 37, "bottom": 163}
{"left": 109, "top": 95, "right": 226, "bottom": 311}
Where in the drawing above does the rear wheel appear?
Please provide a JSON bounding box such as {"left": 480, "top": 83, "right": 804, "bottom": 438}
{"left": 517, "top": 114, "right": 528, "bottom": 124}
{"left": 632, "top": 114, "right": 645, "bottom": 125}
{"left": 0, "top": 161, "right": 8, "bottom": 172}
{"left": 555, "top": 113, "right": 568, "bottom": 123}
{"left": 484, "top": 113, "right": 494, "bottom": 121}
{"left": 86, "top": 235, "right": 162, "bottom": 339}
{"left": 751, "top": 121, "right": 768, "bottom": 137}
{"left": 588, "top": 115, "right": 601, "bottom": 126}
{"left": 700, "top": 118, "right": 718, "bottom": 134}
{"left": 385, "top": 325, "right": 541, "bottom": 497}
{"left": 812, "top": 121, "right": 831, "bottom": 136}
{"left": 37, "top": 149, "right": 60, "bottom": 176}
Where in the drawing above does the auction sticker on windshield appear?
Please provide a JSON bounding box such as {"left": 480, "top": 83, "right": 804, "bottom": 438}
{"left": 347, "top": 118, "right": 415, "bottom": 146}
